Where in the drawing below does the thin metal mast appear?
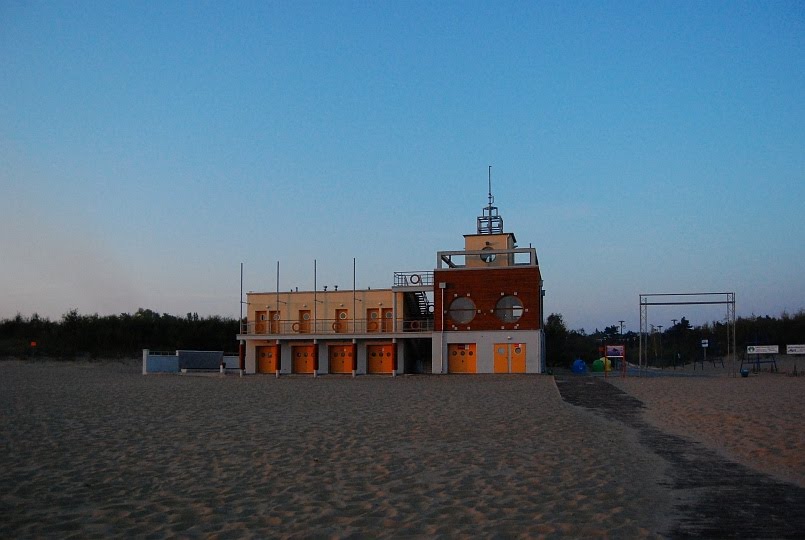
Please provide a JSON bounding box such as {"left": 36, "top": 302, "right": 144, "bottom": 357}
{"left": 477, "top": 165, "right": 503, "bottom": 234}
{"left": 488, "top": 165, "right": 494, "bottom": 210}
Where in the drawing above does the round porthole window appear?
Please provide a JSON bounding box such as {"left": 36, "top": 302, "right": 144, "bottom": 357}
{"left": 448, "top": 297, "right": 476, "bottom": 324}
{"left": 339, "top": 312, "right": 347, "bottom": 320}
{"left": 495, "top": 296, "right": 524, "bottom": 323}
{"left": 302, "top": 313, "right": 311, "bottom": 320}
{"left": 480, "top": 246, "right": 496, "bottom": 263}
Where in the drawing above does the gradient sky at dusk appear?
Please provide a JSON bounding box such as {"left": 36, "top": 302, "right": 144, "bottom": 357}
{"left": 2, "top": 1, "right": 803, "bottom": 332}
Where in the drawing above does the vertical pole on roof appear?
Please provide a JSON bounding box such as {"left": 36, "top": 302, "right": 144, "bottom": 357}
{"left": 440, "top": 283, "right": 446, "bottom": 373}
{"left": 353, "top": 258, "right": 356, "bottom": 333}
{"left": 314, "top": 259, "right": 317, "bottom": 331}
{"left": 239, "top": 262, "right": 245, "bottom": 373}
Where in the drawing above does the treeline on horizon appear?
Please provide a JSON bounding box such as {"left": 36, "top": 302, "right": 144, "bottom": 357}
{"left": 1, "top": 308, "right": 803, "bottom": 365}
{"left": 546, "top": 310, "right": 805, "bottom": 368}
{"left": 0, "top": 308, "right": 239, "bottom": 358}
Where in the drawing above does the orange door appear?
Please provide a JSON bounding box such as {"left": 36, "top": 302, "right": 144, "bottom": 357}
{"left": 448, "top": 343, "right": 477, "bottom": 373}
{"left": 329, "top": 344, "right": 354, "bottom": 373}
{"left": 292, "top": 345, "right": 316, "bottom": 374}
{"left": 298, "top": 310, "right": 311, "bottom": 333}
{"left": 269, "top": 310, "right": 281, "bottom": 333}
{"left": 334, "top": 309, "right": 349, "bottom": 333}
{"left": 381, "top": 308, "right": 394, "bottom": 332}
{"left": 366, "top": 308, "right": 380, "bottom": 332}
{"left": 367, "top": 344, "right": 395, "bottom": 373}
{"left": 493, "top": 343, "right": 527, "bottom": 373}
{"left": 494, "top": 344, "right": 509, "bottom": 373}
{"left": 257, "top": 345, "right": 280, "bottom": 373}
{"left": 255, "top": 311, "right": 267, "bottom": 334}
{"left": 511, "top": 343, "right": 526, "bottom": 373}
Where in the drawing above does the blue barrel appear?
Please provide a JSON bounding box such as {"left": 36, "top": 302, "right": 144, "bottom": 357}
{"left": 571, "top": 359, "right": 587, "bottom": 374}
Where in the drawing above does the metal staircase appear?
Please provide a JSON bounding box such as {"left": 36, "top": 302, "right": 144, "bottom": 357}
{"left": 415, "top": 290, "right": 431, "bottom": 317}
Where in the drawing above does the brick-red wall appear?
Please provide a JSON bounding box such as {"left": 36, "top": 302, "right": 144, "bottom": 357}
{"left": 433, "top": 267, "right": 542, "bottom": 331}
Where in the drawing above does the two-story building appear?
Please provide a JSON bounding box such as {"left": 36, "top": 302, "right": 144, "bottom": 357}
{"left": 237, "top": 196, "right": 544, "bottom": 375}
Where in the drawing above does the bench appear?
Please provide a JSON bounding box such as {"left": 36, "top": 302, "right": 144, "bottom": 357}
{"left": 741, "top": 354, "right": 778, "bottom": 373}
{"left": 178, "top": 350, "right": 224, "bottom": 373}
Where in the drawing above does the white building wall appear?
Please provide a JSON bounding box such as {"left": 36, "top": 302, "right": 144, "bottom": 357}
{"left": 432, "top": 330, "right": 543, "bottom": 374}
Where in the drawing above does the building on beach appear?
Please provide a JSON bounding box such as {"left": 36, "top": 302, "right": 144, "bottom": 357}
{"left": 237, "top": 191, "right": 545, "bottom": 375}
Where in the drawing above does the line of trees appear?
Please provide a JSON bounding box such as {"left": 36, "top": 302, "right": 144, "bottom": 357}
{"left": 0, "top": 308, "right": 239, "bottom": 358}
{"left": 4, "top": 307, "right": 802, "bottom": 365}
{"left": 545, "top": 310, "right": 805, "bottom": 368}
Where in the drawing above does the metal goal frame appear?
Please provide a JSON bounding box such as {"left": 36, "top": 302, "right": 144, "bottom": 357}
{"left": 639, "top": 292, "right": 736, "bottom": 375}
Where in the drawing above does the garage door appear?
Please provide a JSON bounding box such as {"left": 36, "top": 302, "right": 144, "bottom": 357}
{"left": 257, "top": 345, "right": 280, "bottom": 373}
{"left": 448, "top": 343, "right": 477, "bottom": 373}
{"left": 329, "top": 344, "right": 356, "bottom": 374}
{"left": 292, "top": 345, "right": 317, "bottom": 374}
{"left": 367, "top": 344, "right": 395, "bottom": 374}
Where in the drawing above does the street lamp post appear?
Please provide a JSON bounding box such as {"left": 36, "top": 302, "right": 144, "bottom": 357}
{"left": 657, "top": 325, "right": 664, "bottom": 367}
{"left": 671, "top": 319, "right": 678, "bottom": 369}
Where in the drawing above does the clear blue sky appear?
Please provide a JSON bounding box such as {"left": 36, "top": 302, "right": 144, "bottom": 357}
{"left": 2, "top": 1, "right": 803, "bottom": 332}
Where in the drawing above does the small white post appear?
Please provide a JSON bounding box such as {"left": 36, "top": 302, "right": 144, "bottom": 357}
{"left": 142, "top": 349, "right": 149, "bottom": 375}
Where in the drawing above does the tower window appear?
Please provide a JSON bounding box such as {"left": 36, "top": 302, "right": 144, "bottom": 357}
{"left": 448, "top": 297, "right": 476, "bottom": 324}
{"left": 495, "top": 296, "right": 524, "bottom": 323}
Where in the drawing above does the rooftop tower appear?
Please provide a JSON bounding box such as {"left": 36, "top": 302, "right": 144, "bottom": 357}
{"left": 477, "top": 165, "right": 504, "bottom": 235}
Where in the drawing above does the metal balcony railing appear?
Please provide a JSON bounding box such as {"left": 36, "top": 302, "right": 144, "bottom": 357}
{"left": 393, "top": 271, "right": 434, "bottom": 287}
{"left": 240, "top": 318, "right": 434, "bottom": 336}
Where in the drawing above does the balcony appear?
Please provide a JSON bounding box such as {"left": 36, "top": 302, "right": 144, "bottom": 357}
{"left": 437, "top": 247, "right": 538, "bottom": 269}
{"left": 240, "top": 317, "right": 434, "bottom": 337}
{"left": 393, "top": 271, "right": 434, "bottom": 288}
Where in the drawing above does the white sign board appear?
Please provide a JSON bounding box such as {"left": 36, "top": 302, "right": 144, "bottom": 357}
{"left": 787, "top": 344, "right": 805, "bottom": 355}
{"left": 701, "top": 339, "right": 709, "bottom": 348}
{"left": 746, "top": 345, "right": 779, "bottom": 355}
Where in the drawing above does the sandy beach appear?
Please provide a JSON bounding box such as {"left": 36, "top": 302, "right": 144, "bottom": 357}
{"left": 1, "top": 358, "right": 802, "bottom": 538}
{"left": 609, "top": 356, "right": 805, "bottom": 489}
{"left": 2, "top": 359, "right": 671, "bottom": 538}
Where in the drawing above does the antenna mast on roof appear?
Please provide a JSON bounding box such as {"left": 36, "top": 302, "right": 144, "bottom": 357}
{"left": 488, "top": 165, "right": 494, "bottom": 207}
{"left": 477, "top": 165, "right": 504, "bottom": 234}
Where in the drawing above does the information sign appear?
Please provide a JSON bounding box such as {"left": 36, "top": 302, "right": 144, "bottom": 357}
{"left": 786, "top": 344, "right": 805, "bottom": 355}
{"left": 747, "top": 345, "right": 779, "bottom": 355}
{"left": 701, "top": 339, "right": 709, "bottom": 348}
